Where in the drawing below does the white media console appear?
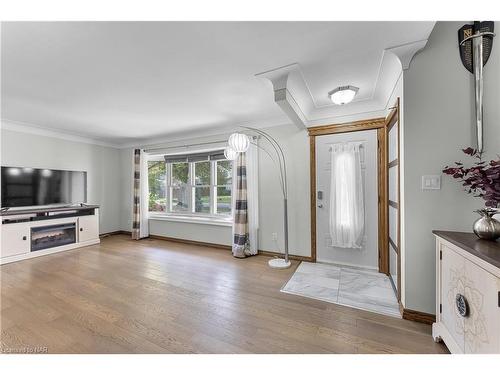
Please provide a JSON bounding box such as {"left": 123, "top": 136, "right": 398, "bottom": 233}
{"left": 1, "top": 205, "right": 100, "bottom": 265}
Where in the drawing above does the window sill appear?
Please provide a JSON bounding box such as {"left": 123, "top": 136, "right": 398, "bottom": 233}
{"left": 148, "top": 214, "right": 233, "bottom": 227}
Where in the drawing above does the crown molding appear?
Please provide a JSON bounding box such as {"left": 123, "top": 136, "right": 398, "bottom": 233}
{"left": 256, "top": 63, "right": 307, "bottom": 129}
{"left": 386, "top": 39, "right": 429, "bottom": 70}
{"left": 1, "top": 116, "right": 294, "bottom": 150}
{"left": 1, "top": 118, "right": 121, "bottom": 148}
{"left": 2, "top": 38, "right": 422, "bottom": 149}
{"left": 255, "top": 50, "right": 401, "bottom": 128}
{"left": 254, "top": 33, "right": 431, "bottom": 129}
{"left": 119, "top": 115, "right": 292, "bottom": 149}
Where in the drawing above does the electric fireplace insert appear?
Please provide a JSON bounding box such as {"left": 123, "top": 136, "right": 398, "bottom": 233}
{"left": 31, "top": 222, "right": 76, "bottom": 251}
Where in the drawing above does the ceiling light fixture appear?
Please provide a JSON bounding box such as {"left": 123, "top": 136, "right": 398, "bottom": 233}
{"left": 328, "top": 85, "right": 359, "bottom": 105}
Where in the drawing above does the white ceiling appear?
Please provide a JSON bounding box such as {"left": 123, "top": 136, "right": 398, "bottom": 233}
{"left": 1, "top": 21, "right": 435, "bottom": 146}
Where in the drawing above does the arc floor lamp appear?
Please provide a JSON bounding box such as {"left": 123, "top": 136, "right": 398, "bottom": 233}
{"left": 225, "top": 127, "right": 291, "bottom": 269}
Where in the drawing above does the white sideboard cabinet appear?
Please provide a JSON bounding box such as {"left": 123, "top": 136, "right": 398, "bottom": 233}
{"left": 433, "top": 231, "right": 500, "bottom": 354}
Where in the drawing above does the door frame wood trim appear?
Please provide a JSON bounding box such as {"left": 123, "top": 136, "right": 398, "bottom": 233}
{"left": 308, "top": 118, "right": 388, "bottom": 273}
{"left": 396, "top": 98, "right": 402, "bottom": 302}
{"left": 308, "top": 118, "right": 386, "bottom": 137}
{"left": 386, "top": 98, "right": 402, "bottom": 302}
{"left": 378, "top": 127, "right": 388, "bottom": 274}
{"left": 310, "top": 135, "right": 317, "bottom": 262}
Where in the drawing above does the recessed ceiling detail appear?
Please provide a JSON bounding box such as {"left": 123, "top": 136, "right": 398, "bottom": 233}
{"left": 254, "top": 37, "right": 430, "bottom": 128}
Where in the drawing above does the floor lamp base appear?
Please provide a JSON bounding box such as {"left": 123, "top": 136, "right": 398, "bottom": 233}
{"left": 268, "top": 258, "right": 292, "bottom": 269}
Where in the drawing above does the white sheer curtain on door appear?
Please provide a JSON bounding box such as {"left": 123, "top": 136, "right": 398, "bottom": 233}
{"left": 329, "top": 142, "right": 364, "bottom": 248}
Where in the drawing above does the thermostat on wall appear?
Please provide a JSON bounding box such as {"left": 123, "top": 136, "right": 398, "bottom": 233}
{"left": 421, "top": 175, "right": 441, "bottom": 190}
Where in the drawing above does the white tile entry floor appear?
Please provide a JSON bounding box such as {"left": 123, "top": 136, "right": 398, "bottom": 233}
{"left": 281, "top": 262, "right": 401, "bottom": 318}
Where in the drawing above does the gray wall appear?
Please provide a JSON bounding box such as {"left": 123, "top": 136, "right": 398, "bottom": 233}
{"left": 257, "top": 124, "right": 311, "bottom": 257}
{"left": 149, "top": 220, "right": 232, "bottom": 246}
{"left": 118, "top": 123, "right": 311, "bottom": 256}
{"left": 118, "top": 137, "right": 234, "bottom": 245}
{"left": 8, "top": 22, "right": 496, "bottom": 316}
{"left": 1, "top": 128, "right": 122, "bottom": 234}
{"left": 403, "top": 21, "right": 500, "bottom": 313}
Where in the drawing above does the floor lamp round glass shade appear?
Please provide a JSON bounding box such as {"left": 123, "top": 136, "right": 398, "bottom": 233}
{"left": 224, "top": 147, "right": 238, "bottom": 160}
{"left": 228, "top": 133, "right": 250, "bottom": 153}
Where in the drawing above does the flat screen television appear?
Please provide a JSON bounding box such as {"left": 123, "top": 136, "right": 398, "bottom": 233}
{"left": 1, "top": 166, "right": 87, "bottom": 208}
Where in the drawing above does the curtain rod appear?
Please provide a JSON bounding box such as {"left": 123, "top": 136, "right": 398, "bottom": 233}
{"left": 144, "top": 135, "right": 258, "bottom": 153}
{"left": 329, "top": 140, "right": 366, "bottom": 147}
{"left": 144, "top": 140, "right": 227, "bottom": 153}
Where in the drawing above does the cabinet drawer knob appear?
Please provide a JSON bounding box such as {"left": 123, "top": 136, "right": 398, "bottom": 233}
{"left": 456, "top": 294, "right": 469, "bottom": 317}
{"left": 22, "top": 236, "right": 27, "bottom": 241}
{"left": 80, "top": 228, "right": 83, "bottom": 231}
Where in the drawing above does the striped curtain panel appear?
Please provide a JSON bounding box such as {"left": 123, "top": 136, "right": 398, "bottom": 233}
{"left": 232, "top": 153, "right": 250, "bottom": 258}
{"left": 132, "top": 149, "right": 142, "bottom": 240}
{"left": 132, "top": 149, "right": 149, "bottom": 240}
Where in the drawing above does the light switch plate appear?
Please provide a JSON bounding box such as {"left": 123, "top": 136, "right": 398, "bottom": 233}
{"left": 421, "top": 175, "right": 441, "bottom": 190}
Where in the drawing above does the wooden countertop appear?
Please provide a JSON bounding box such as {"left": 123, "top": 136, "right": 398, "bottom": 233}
{"left": 433, "top": 230, "right": 500, "bottom": 269}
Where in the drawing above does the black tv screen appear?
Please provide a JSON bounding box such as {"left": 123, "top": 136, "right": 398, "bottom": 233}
{"left": 1, "top": 167, "right": 87, "bottom": 208}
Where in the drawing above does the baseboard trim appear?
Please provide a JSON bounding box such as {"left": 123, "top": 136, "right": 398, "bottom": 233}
{"left": 104, "top": 232, "right": 313, "bottom": 261}
{"left": 400, "top": 304, "right": 436, "bottom": 325}
{"left": 257, "top": 250, "right": 313, "bottom": 262}
{"left": 100, "top": 230, "right": 131, "bottom": 238}
{"left": 148, "top": 234, "right": 232, "bottom": 251}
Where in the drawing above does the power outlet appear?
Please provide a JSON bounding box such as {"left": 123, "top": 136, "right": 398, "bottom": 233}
{"left": 272, "top": 232, "right": 278, "bottom": 241}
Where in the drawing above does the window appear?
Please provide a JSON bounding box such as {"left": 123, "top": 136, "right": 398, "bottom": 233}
{"left": 194, "top": 161, "right": 211, "bottom": 214}
{"left": 216, "top": 160, "right": 232, "bottom": 215}
{"left": 148, "top": 151, "right": 233, "bottom": 218}
{"left": 148, "top": 161, "right": 166, "bottom": 212}
{"left": 171, "top": 162, "right": 189, "bottom": 213}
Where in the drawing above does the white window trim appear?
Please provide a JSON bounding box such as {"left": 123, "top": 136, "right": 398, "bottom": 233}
{"left": 148, "top": 154, "right": 233, "bottom": 222}
{"left": 148, "top": 213, "right": 232, "bottom": 227}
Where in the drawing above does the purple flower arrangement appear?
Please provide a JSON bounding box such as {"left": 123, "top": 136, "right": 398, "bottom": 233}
{"left": 443, "top": 147, "right": 500, "bottom": 208}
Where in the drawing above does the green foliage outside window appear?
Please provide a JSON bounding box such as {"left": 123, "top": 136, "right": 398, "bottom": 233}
{"left": 148, "top": 157, "right": 233, "bottom": 216}
{"left": 172, "top": 162, "right": 188, "bottom": 185}
{"left": 148, "top": 161, "right": 166, "bottom": 212}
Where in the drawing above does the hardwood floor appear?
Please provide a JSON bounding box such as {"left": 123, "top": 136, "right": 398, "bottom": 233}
{"left": 0, "top": 234, "right": 448, "bottom": 354}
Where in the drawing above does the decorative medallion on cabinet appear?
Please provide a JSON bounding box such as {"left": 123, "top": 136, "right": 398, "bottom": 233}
{"left": 433, "top": 231, "right": 500, "bottom": 354}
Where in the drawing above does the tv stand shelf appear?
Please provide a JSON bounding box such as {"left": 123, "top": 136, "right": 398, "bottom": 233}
{"left": 1, "top": 204, "right": 99, "bottom": 217}
{"left": 1, "top": 205, "right": 100, "bottom": 265}
{"left": 1, "top": 205, "right": 98, "bottom": 224}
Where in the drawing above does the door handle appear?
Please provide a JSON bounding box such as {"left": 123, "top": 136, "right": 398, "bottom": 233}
{"left": 318, "top": 204, "right": 323, "bottom": 208}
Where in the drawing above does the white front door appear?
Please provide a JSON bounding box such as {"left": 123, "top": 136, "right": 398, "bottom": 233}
{"left": 315, "top": 129, "right": 378, "bottom": 269}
